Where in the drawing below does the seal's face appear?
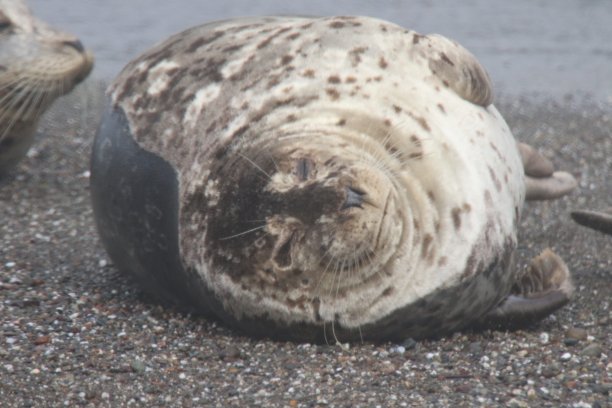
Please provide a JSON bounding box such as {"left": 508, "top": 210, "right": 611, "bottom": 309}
{"left": 0, "top": 0, "right": 93, "bottom": 174}
{"left": 206, "top": 132, "right": 405, "bottom": 299}
{"left": 0, "top": 0, "right": 93, "bottom": 125}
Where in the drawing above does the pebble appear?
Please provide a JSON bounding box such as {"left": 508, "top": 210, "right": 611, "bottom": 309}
{"left": 565, "top": 327, "right": 587, "bottom": 342}
{"left": 580, "top": 343, "right": 602, "bottom": 357}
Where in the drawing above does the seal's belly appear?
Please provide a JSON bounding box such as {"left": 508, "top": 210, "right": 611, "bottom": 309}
{"left": 99, "top": 16, "right": 525, "bottom": 340}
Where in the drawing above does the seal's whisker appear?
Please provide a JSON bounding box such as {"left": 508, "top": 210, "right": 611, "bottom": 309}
{"left": 218, "top": 224, "right": 267, "bottom": 240}
{"left": 237, "top": 152, "right": 271, "bottom": 179}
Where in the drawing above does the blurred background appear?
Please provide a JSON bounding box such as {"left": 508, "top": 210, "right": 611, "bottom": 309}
{"left": 29, "top": 0, "right": 612, "bottom": 100}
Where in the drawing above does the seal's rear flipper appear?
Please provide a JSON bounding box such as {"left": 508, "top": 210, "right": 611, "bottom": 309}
{"left": 518, "top": 143, "right": 577, "bottom": 201}
{"left": 475, "top": 249, "right": 573, "bottom": 330}
{"left": 571, "top": 208, "right": 612, "bottom": 236}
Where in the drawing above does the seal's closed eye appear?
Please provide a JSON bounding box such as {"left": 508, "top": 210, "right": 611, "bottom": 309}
{"left": 296, "top": 158, "right": 312, "bottom": 181}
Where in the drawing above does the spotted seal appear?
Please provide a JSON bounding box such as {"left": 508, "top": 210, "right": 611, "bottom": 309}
{"left": 0, "top": 0, "right": 94, "bottom": 176}
{"left": 91, "top": 16, "right": 577, "bottom": 342}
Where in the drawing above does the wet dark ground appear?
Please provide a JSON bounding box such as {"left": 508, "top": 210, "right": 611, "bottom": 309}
{"left": 0, "top": 82, "right": 610, "bottom": 406}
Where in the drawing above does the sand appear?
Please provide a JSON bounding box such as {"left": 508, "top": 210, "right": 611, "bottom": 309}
{"left": 0, "top": 82, "right": 609, "bottom": 407}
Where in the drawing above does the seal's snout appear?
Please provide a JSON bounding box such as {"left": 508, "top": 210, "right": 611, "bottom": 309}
{"left": 342, "top": 186, "right": 365, "bottom": 210}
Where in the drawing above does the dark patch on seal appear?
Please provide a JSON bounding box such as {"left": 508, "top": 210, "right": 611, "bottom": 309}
{"left": 379, "top": 57, "right": 388, "bottom": 69}
{"left": 186, "top": 31, "right": 224, "bottom": 53}
{"left": 326, "top": 88, "right": 340, "bottom": 100}
{"left": 327, "top": 75, "right": 341, "bottom": 84}
{"left": 329, "top": 21, "right": 345, "bottom": 29}
{"left": 437, "top": 103, "right": 446, "bottom": 114}
{"left": 408, "top": 113, "right": 430, "bottom": 132}
{"left": 392, "top": 105, "right": 402, "bottom": 114}
{"left": 189, "top": 58, "right": 224, "bottom": 83}
{"left": 281, "top": 55, "right": 294, "bottom": 65}
{"left": 439, "top": 52, "right": 455, "bottom": 67}
{"left": 488, "top": 166, "right": 502, "bottom": 192}
{"left": 451, "top": 207, "right": 462, "bottom": 229}
{"left": 409, "top": 151, "right": 424, "bottom": 160}
{"left": 348, "top": 46, "right": 368, "bottom": 67}
{"left": 257, "top": 26, "right": 292, "bottom": 49}
{"left": 91, "top": 105, "right": 189, "bottom": 307}
{"left": 302, "top": 69, "right": 315, "bottom": 78}
{"left": 286, "top": 32, "right": 301, "bottom": 41}
{"left": 0, "top": 136, "right": 14, "bottom": 150}
{"left": 336, "top": 118, "right": 347, "bottom": 126}
{"left": 421, "top": 234, "right": 433, "bottom": 259}
{"left": 412, "top": 33, "right": 425, "bottom": 44}
{"left": 273, "top": 236, "right": 294, "bottom": 268}
{"left": 223, "top": 44, "right": 244, "bottom": 53}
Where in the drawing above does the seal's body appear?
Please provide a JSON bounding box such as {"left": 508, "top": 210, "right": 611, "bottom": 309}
{"left": 91, "top": 16, "right": 574, "bottom": 342}
{"left": 0, "top": 0, "right": 93, "bottom": 176}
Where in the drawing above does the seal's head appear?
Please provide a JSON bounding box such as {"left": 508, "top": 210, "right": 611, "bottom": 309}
{"left": 203, "top": 128, "right": 406, "bottom": 318}
{"left": 0, "top": 0, "right": 93, "bottom": 175}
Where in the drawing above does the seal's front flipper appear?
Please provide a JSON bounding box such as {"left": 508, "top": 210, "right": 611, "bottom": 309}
{"left": 518, "top": 143, "right": 577, "bottom": 201}
{"left": 571, "top": 208, "right": 612, "bottom": 236}
{"left": 476, "top": 249, "right": 573, "bottom": 330}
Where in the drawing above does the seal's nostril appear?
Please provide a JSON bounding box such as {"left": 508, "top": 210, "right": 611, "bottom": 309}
{"left": 63, "top": 39, "right": 85, "bottom": 53}
{"left": 342, "top": 187, "right": 365, "bottom": 210}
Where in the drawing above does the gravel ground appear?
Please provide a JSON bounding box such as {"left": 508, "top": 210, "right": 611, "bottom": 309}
{"left": 0, "top": 83, "right": 610, "bottom": 407}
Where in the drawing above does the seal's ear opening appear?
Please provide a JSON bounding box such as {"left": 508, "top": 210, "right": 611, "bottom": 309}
{"left": 90, "top": 103, "right": 204, "bottom": 311}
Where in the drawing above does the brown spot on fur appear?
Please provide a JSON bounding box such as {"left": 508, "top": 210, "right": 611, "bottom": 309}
{"left": 484, "top": 190, "right": 493, "bottom": 206}
{"left": 451, "top": 207, "right": 462, "bottom": 229}
{"left": 348, "top": 46, "right": 368, "bottom": 66}
{"left": 412, "top": 33, "right": 424, "bottom": 44}
{"left": 329, "top": 21, "right": 345, "bottom": 29}
{"left": 410, "top": 135, "right": 422, "bottom": 147}
{"left": 345, "top": 76, "right": 357, "bottom": 83}
{"left": 326, "top": 88, "right": 340, "bottom": 100}
{"left": 488, "top": 166, "right": 502, "bottom": 192}
{"left": 382, "top": 286, "right": 394, "bottom": 297}
{"left": 409, "top": 152, "right": 424, "bottom": 160}
{"left": 336, "top": 118, "right": 347, "bottom": 126}
{"left": 223, "top": 44, "right": 243, "bottom": 53}
{"left": 281, "top": 55, "right": 294, "bottom": 65}
{"left": 438, "top": 257, "right": 448, "bottom": 267}
{"left": 383, "top": 119, "right": 391, "bottom": 127}
{"left": 286, "top": 114, "right": 297, "bottom": 122}
{"left": 437, "top": 103, "right": 446, "bottom": 114}
{"left": 287, "top": 32, "right": 301, "bottom": 40}
{"left": 302, "top": 69, "right": 315, "bottom": 78}
{"left": 379, "top": 57, "right": 388, "bottom": 69}
{"left": 442, "top": 80, "right": 450, "bottom": 87}
{"left": 409, "top": 113, "right": 430, "bottom": 132}
{"left": 463, "top": 203, "right": 472, "bottom": 212}
{"left": 393, "top": 105, "right": 402, "bottom": 114}
{"left": 328, "top": 75, "right": 341, "bottom": 84}
{"left": 186, "top": 32, "right": 224, "bottom": 53}
{"left": 439, "top": 52, "right": 455, "bottom": 66}
{"left": 421, "top": 234, "right": 433, "bottom": 259}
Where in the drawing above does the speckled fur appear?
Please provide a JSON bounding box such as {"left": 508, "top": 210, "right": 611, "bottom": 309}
{"left": 107, "top": 16, "right": 526, "bottom": 340}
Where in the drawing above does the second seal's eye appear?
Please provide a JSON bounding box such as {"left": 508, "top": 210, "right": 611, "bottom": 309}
{"left": 296, "top": 158, "right": 312, "bottom": 181}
